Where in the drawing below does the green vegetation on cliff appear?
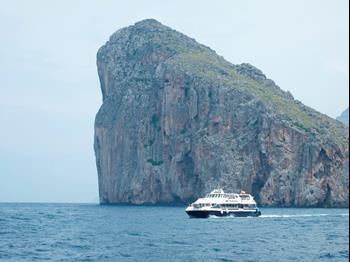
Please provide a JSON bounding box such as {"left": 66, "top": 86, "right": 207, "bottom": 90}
{"left": 165, "top": 49, "right": 348, "bottom": 148}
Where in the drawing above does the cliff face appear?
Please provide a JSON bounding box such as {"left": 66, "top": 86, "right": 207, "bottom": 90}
{"left": 94, "top": 19, "right": 349, "bottom": 207}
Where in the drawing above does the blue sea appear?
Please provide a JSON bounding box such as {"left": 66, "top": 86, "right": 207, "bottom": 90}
{"left": 0, "top": 204, "right": 348, "bottom": 261}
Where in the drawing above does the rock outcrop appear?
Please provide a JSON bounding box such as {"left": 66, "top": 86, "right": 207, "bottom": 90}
{"left": 94, "top": 19, "right": 349, "bottom": 207}
{"left": 337, "top": 107, "right": 349, "bottom": 126}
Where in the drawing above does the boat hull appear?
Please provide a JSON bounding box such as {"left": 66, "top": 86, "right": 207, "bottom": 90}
{"left": 186, "top": 210, "right": 261, "bottom": 218}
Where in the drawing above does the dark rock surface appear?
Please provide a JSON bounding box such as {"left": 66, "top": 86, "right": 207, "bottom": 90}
{"left": 94, "top": 19, "right": 349, "bottom": 207}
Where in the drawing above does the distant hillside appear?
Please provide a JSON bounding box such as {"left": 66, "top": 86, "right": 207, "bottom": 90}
{"left": 337, "top": 107, "right": 349, "bottom": 126}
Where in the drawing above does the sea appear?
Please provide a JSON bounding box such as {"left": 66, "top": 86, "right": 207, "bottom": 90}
{"left": 0, "top": 204, "right": 348, "bottom": 262}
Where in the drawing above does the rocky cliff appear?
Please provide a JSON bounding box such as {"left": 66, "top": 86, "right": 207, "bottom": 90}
{"left": 94, "top": 19, "right": 349, "bottom": 207}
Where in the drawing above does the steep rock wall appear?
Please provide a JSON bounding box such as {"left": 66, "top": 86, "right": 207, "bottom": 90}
{"left": 94, "top": 19, "right": 349, "bottom": 207}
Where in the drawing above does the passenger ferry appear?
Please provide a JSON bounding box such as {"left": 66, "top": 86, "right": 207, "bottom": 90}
{"left": 185, "top": 189, "right": 261, "bottom": 218}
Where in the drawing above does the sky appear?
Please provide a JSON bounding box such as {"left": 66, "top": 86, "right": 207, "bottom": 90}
{"left": 0, "top": 0, "right": 348, "bottom": 203}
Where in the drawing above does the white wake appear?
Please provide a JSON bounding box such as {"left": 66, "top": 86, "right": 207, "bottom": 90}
{"left": 259, "top": 213, "right": 349, "bottom": 218}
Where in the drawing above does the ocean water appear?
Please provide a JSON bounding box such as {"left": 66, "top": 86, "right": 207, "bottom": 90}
{"left": 0, "top": 204, "right": 348, "bottom": 262}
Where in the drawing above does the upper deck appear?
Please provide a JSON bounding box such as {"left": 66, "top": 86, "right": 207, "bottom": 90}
{"left": 194, "top": 189, "right": 256, "bottom": 205}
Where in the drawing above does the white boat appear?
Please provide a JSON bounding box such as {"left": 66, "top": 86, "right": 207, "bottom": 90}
{"left": 185, "top": 189, "right": 261, "bottom": 218}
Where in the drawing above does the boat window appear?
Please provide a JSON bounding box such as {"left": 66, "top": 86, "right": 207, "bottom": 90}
{"left": 240, "top": 195, "right": 250, "bottom": 200}
{"left": 243, "top": 204, "right": 255, "bottom": 208}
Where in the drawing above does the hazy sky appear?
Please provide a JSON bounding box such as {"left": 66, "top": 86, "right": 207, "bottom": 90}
{"left": 0, "top": 0, "right": 348, "bottom": 202}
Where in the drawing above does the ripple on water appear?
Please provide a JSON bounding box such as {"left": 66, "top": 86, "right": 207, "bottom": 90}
{"left": 219, "top": 258, "right": 235, "bottom": 262}
{"left": 9, "top": 215, "right": 30, "bottom": 221}
{"left": 144, "top": 242, "right": 158, "bottom": 247}
{"left": 168, "top": 240, "right": 188, "bottom": 245}
{"left": 126, "top": 231, "right": 141, "bottom": 237}
{"left": 119, "top": 252, "right": 132, "bottom": 258}
{"left": 339, "top": 250, "right": 349, "bottom": 258}
{"left": 319, "top": 252, "right": 336, "bottom": 259}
